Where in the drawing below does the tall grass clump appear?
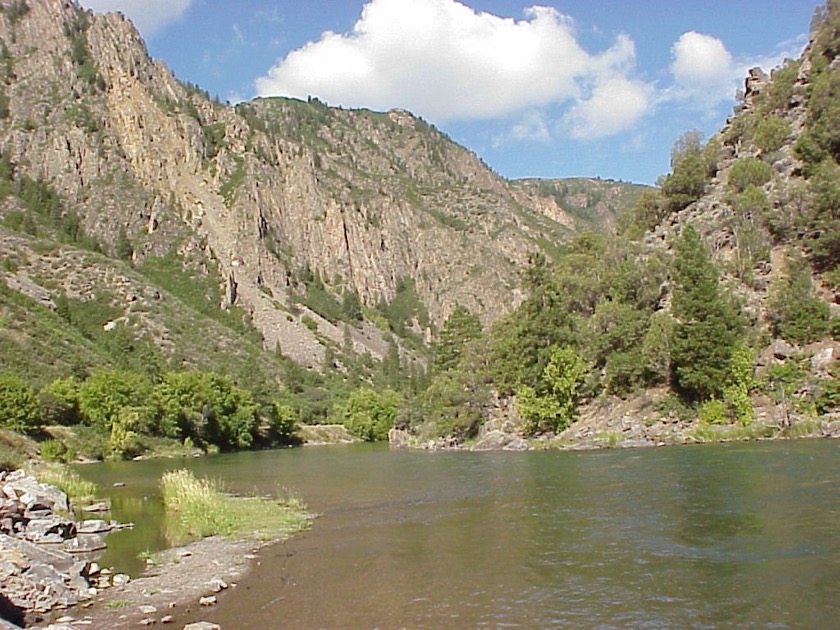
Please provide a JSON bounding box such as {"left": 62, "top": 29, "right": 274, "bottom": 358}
{"left": 28, "top": 463, "right": 97, "bottom": 505}
{"left": 161, "top": 469, "right": 311, "bottom": 544}
{"left": 162, "top": 469, "right": 239, "bottom": 541}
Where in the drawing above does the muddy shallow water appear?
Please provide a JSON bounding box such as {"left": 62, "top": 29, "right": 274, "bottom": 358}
{"left": 77, "top": 440, "right": 840, "bottom": 628}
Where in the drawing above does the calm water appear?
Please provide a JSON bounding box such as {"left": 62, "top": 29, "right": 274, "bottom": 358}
{"left": 76, "top": 440, "right": 840, "bottom": 629}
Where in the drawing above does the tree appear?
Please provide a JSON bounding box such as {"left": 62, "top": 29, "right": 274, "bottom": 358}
{"left": 728, "top": 157, "right": 773, "bottom": 192}
{"left": 77, "top": 370, "right": 152, "bottom": 432}
{"left": 670, "top": 226, "right": 745, "bottom": 401}
{"left": 767, "top": 252, "right": 831, "bottom": 344}
{"left": 433, "top": 305, "right": 482, "bottom": 372}
{"left": 0, "top": 373, "right": 39, "bottom": 432}
{"left": 154, "top": 371, "right": 258, "bottom": 450}
{"left": 661, "top": 131, "right": 709, "bottom": 213}
{"left": 332, "top": 388, "right": 401, "bottom": 441}
{"left": 38, "top": 377, "right": 79, "bottom": 425}
{"left": 516, "top": 345, "right": 587, "bottom": 434}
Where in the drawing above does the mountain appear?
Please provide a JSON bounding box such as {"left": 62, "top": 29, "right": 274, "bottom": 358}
{"left": 0, "top": 0, "right": 645, "bottom": 381}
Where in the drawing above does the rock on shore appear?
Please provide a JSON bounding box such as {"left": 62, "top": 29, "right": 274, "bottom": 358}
{"left": 0, "top": 470, "right": 128, "bottom": 628}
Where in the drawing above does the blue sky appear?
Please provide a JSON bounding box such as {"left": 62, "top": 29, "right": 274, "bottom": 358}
{"left": 79, "top": 1, "right": 820, "bottom": 185}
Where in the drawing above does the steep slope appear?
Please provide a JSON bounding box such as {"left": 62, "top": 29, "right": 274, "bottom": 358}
{"left": 0, "top": 0, "right": 645, "bottom": 370}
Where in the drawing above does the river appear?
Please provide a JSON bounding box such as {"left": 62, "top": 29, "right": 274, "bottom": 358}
{"left": 75, "top": 439, "right": 840, "bottom": 629}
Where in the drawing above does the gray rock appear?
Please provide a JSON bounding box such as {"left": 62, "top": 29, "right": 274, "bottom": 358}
{"left": 771, "top": 339, "right": 798, "bottom": 360}
{"left": 471, "top": 430, "right": 513, "bottom": 451}
{"left": 76, "top": 519, "right": 111, "bottom": 534}
{"left": 811, "top": 346, "right": 835, "bottom": 372}
{"left": 184, "top": 623, "right": 221, "bottom": 630}
{"left": 23, "top": 516, "right": 76, "bottom": 544}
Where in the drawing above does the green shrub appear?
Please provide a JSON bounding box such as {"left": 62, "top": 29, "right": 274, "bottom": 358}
{"left": 698, "top": 398, "right": 728, "bottom": 425}
{"left": 332, "top": 388, "right": 401, "bottom": 441}
{"left": 39, "top": 439, "right": 71, "bottom": 463}
{"left": 728, "top": 157, "right": 773, "bottom": 192}
{"left": 78, "top": 370, "right": 153, "bottom": 431}
{"left": 0, "top": 373, "right": 39, "bottom": 432}
{"left": 38, "top": 378, "right": 79, "bottom": 425}
{"left": 753, "top": 116, "right": 791, "bottom": 154}
{"left": 767, "top": 253, "right": 831, "bottom": 344}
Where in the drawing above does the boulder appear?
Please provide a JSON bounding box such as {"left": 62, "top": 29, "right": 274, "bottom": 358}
{"left": 23, "top": 516, "right": 76, "bottom": 544}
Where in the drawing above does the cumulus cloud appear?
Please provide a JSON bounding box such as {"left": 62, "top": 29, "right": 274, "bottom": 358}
{"left": 255, "top": 0, "right": 652, "bottom": 138}
{"left": 666, "top": 31, "right": 737, "bottom": 107}
{"left": 80, "top": 0, "right": 193, "bottom": 37}
{"left": 566, "top": 76, "right": 652, "bottom": 140}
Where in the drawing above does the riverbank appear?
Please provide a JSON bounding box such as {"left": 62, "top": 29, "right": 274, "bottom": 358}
{"left": 390, "top": 387, "right": 840, "bottom": 452}
{"left": 45, "top": 536, "right": 278, "bottom": 629}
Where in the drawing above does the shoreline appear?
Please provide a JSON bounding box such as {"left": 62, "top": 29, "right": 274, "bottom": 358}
{"left": 42, "top": 536, "right": 282, "bottom": 630}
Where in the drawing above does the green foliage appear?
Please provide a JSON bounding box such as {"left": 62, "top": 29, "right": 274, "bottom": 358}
{"left": 377, "top": 277, "right": 430, "bottom": 340}
{"left": 77, "top": 370, "right": 152, "bottom": 431}
{"left": 154, "top": 371, "right": 258, "bottom": 451}
{"left": 38, "top": 378, "right": 79, "bottom": 425}
{"left": 698, "top": 398, "right": 728, "bottom": 425}
{"left": 39, "top": 439, "right": 72, "bottom": 463}
{"left": 670, "top": 225, "right": 745, "bottom": 401}
{"left": 115, "top": 227, "right": 133, "bottom": 260}
{"left": 162, "top": 469, "right": 310, "bottom": 544}
{"left": 727, "top": 157, "right": 773, "bottom": 193}
{"left": 1, "top": 1, "right": 29, "bottom": 26}
{"left": 0, "top": 373, "right": 39, "bottom": 432}
{"left": 768, "top": 252, "right": 831, "bottom": 344}
{"left": 202, "top": 123, "right": 226, "bottom": 159}
{"left": 619, "top": 188, "right": 665, "bottom": 238}
{"left": 293, "top": 267, "right": 345, "bottom": 324}
{"left": 64, "top": 10, "right": 104, "bottom": 90}
{"left": 220, "top": 157, "right": 246, "bottom": 208}
{"left": 660, "top": 131, "right": 715, "bottom": 213}
{"left": 332, "top": 387, "right": 401, "bottom": 441}
{"left": 415, "top": 339, "right": 491, "bottom": 438}
{"left": 108, "top": 407, "right": 145, "bottom": 459}
{"left": 262, "top": 403, "right": 299, "bottom": 445}
{"left": 753, "top": 116, "right": 791, "bottom": 154}
{"left": 816, "top": 371, "right": 840, "bottom": 415}
{"left": 432, "top": 305, "right": 482, "bottom": 372}
{"left": 516, "top": 345, "right": 587, "bottom": 434}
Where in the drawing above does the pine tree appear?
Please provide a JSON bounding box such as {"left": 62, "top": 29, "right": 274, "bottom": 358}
{"left": 670, "top": 225, "right": 745, "bottom": 401}
{"left": 432, "top": 305, "right": 482, "bottom": 372}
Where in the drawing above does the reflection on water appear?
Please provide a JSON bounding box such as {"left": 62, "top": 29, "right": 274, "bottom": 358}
{"left": 76, "top": 440, "right": 840, "bottom": 628}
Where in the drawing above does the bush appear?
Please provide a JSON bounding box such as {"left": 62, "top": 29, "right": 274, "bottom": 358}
{"left": 698, "top": 398, "right": 728, "bottom": 425}
{"left": 767, "top": 253, "right": 831, "bottom": 344}
{"left": 39, "top": 439, "right": 72, "bottom": 463}
{"left": 728, "top": 157, "right": 773, "bottom": 192}
{"left": 332, "top": 388, "right": 401, "bottom": 441}
{"left": 78, "top": 370, "right": 153, "bottom": 431}
{"left": 753, "top": 116, "right": 791, "bottom": 154}
{"left": 38, "top": 378, "right": 79, "bottom": 425}
{"left": 515, "top": 345, "right": 587, "bottom": 433}
{"left": 0, "top": 373, "right": 39, "bottom": 432}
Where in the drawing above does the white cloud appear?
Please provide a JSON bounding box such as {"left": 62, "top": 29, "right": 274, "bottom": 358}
{"left": 79, "top": 0, "right": 193, "bottom": 37}
{"left": 255, "top": 0, "right": 651, "bottom": 139}
{"left": 566, "top": 76, "right": 652, "bottom": 140}
{"left": 667, "top": 31, "right": 736, "bottom": 107}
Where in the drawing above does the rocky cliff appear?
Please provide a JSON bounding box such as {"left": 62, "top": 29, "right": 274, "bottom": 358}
{"left": 0, "top": 0, "right": 647, "bottom": 372}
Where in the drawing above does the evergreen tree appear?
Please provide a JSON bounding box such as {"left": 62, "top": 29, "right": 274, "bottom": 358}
{"left": 432, "top": 305, "right": 482, "bottom": 372}
{"left": 767, "top": 251, "right": 831, "bottom": 344}
{"left": 670, "top": 225, "right": 745, "bottom": 401}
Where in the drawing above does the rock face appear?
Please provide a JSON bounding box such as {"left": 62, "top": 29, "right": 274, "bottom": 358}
{"left": 0, "top": 0, "right": 646, "bottom": 369}
{"left": 0, "top": 471, "right": 92, "bottom": 625}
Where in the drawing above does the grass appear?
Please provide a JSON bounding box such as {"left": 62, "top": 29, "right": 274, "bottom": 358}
{"left": 686, "top": 423, "right": 778, "bottom": 443}
{"left": 27, "top": 462, "right": 97, "bottom": 505}
{"left": 161, "top": 469, "right": 311, "bottom": 545}
{"left": 779, "top": 418, "right": 822, "bottom": 438}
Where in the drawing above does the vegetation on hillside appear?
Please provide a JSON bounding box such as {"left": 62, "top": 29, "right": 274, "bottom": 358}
{"left": 1, "top": 1, "right": 839, "bottom": 460}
